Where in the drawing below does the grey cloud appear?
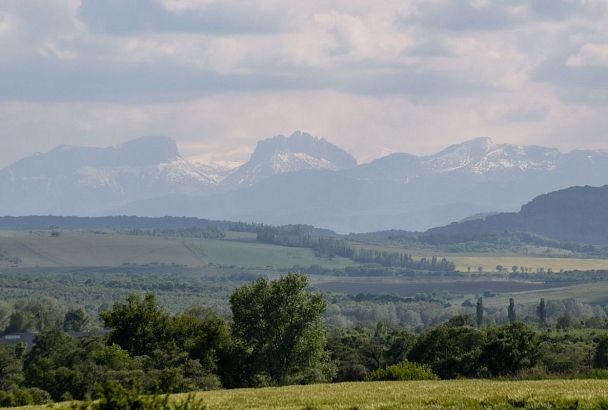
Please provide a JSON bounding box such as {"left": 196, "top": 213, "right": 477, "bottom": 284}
{"left": 77, "top": 0, "right": 285, "bottom": 35}
{"left": 532, "top": 55, "right": 608, "bottom": 104}
{"left": 503, "top": 105, "right": 550, "bottom": 123}
{"left": 0, "top": 44, "right": 499, "bottom": 103}
{"left": 398, "top": 1, "right": 521, "bottom": 32}
{"left": 398, "top": 0, "right": 601, "bottom": 32}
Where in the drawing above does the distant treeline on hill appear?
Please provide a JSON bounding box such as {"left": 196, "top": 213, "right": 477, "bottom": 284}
{"left": 0, "top": 215, "right": 236, "bottom": 231}
{"left": 0, "top": 215, "right": 337, "bottom": 236}
{"left": 253, "top": 225, "right": 456, "bottom": 272}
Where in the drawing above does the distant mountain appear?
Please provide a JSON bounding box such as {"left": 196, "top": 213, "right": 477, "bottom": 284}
{"left": 3, "top": 134, "right": 608, "bottom": 233}
{"left": 221, "top": 131, "right": 357, "bottom": 188}
{"left": 0, "top": 136, "right": 217, "bottom": 216}
{"left": 425, "top": 185, "right": 608, "bottom": 244}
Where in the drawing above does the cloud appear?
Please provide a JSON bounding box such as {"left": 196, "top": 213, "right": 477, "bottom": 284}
{"left": 77, "top": 0, "right": 285, "bottom": 35}
{"left": 1, "top": 0, "right": 608, "bottom": 168}
{"left": 567, "top": 43, "right": 608, "bottom": 68}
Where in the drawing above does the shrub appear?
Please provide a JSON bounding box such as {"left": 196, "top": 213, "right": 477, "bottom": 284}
{"left": 0, "top": 387, "right": 51, "bottom": 407}
{"left": 73, "top": 381, "right": 206, "bottom": 410}
{"left": 365, "top": 361, "right": 438, "bottom": 382}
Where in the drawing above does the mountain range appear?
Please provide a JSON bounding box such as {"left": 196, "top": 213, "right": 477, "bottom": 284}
{"left": 2, "top": 131, "right": 608, "bottom": 232}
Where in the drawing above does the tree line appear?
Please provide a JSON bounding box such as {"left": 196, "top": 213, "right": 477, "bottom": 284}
{"left": 254, "top": 225, "right": 456, "bottom": 271}
{"left": 3, "top": 274, "right": 608, "bottom": 407}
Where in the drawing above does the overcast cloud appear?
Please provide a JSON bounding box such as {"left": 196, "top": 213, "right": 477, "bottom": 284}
{"left": 1, "top": 0, "right": 608, "bottom": 167}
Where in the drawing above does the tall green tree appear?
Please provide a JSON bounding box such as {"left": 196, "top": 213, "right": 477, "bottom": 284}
{"left": 229, "top": 273, "right": 331, "bottom": 385}
{"left": 537, "top": 298, "right": 547, "bottom": 326}
{"left": 594, "top": 336, "right": 608, "bottom": 369}
{"left": 508, "top": 298, "right": 517, "bottom": 324}
{"left": 476, "top": 298, "right": 484, "bottom": 327}
{"left": 100, "top": 294, "right": 170, "bottom": 357}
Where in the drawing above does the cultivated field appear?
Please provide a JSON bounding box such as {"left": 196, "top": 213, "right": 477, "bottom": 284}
{"left": 0, "top": 231, "right": 352, "bottom": 269}
{"left": 16, "top": 380, "right": 608, "bottom": 409}
{"left": 447, "top": 255, "right": 608, "bottom": 273}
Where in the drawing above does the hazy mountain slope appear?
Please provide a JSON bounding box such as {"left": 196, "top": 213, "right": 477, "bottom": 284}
{"left": 425, "top": 185, "right": 608, "bottom": 244}
{"left": 0, "top": 136, "right": 217, "bottom": 215}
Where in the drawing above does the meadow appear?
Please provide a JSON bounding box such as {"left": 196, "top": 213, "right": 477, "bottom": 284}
{"left": 15, "top": 380, "right": 608, "bottom": 410}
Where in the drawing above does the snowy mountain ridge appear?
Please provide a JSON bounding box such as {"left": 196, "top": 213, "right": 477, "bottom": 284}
{"left": 3, "top": 132, "right": 608, "bottom": 232}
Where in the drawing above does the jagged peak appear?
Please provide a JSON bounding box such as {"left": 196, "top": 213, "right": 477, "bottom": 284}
{"left": 249, "top": 131, "right": 357, "bottom": 167}
{"left": 433, "top": 137, "right": 495, "bottom": 157}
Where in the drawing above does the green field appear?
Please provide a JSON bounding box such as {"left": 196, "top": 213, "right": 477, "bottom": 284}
{"left": 0, "top": 231, "right": 353, "bottom": 269}
{"left": 16, "top": 380, "right": 608, "bottom": 409}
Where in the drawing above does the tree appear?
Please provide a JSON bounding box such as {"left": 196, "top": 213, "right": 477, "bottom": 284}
{"left": 512, "top": 266, "right": 519, "bottom": 273}
{"left": 537, "top": 298, "right": 547, "bottom": 326}
{"left": 476, "top": 298, "right": 484, "bottom": 327}
{"left": 0, "top": 301, "right": 13, "bottom": 333}
{"left": 23, "top": 330, "right": 80, "bottom": 400}
{"left": 229, "top": 273, "right": 331, "bottom": 385}
{"left": 170, "top": 306, "right": 230, "bottom": 372}
{"left": 481, "top": 323, "right": 540, "bottom": 376}
{"left": 508, "top": 298, "right": 516, "bottom": 324}
{"left": 0, "top": 345, "right": 23, "bottom": 390}
{"left": 496, "top": 265, "right": 504, "bottom": 273}
{"left": 63, "top": 308, "right": 90, "bottom": 332}
{"left": 556, "top": 315, "right": 573, "bottom": 330}
{"left": 408, "top": 324, "right": 486, "bottom": 379}
{"left": 594, "top": 336, "right": 608, "bottom": 369}
{"left": 100, "top": 294, "right": 170, "bottom": 356}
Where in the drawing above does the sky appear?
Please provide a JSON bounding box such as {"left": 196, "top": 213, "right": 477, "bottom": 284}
{"left": 1, "top": 0, "right": 608, "bottom": 168}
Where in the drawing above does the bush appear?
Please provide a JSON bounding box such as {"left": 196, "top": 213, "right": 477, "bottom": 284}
{"left": 365, "top": 361, "right": 438, "bottom": 382}
{"left": 73, "top": 381, "right": 206, "bottom": 410}
{"left": 0, "top": 387, "right": 51, "bottom": 407}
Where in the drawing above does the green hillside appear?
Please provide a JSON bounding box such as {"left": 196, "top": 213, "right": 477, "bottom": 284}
{"left": 0, "top": 231, "right": 353, "bottom": 269}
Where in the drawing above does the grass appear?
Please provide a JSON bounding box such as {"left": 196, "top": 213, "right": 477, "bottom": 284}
{"left": 15, "top": 380, "right": 608, "bottom": 409}
{"left": 0, "top": 231, "right": 353, "bottom": 269}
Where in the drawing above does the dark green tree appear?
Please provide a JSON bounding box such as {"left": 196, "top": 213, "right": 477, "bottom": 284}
{"left": 556, "top": 315, "right": 573, "bottom": 330}
{"left": 408, "top": 324, "right": 486, "bottom": 379}
{"left": 100, "top": 294, "right": 170, "bottom": 357}
{"left": 594, "top": 336, "right": 608, "bottom": 369}
{"left": 481, "top": 323, "right": 540, "bottom": 376}
{"left": 508, "top": 298, "right": 516, "bottom": 324}
{"left": 0, "top": 345, "right": 24, "bottom": 390}
{"left": 537, "top": 298, "right": 547, "bottom": 326}
{"left": 476, "top": 298, "right": 484, "bottom": 327}
{"left": 23, "top": 330, "right": 80, "bottom": 400}
{"left": 229, "top": 273, "right": 331, "bottom": 385}
{"left": 63, "top": 308, "right": 90, "bottom": 332}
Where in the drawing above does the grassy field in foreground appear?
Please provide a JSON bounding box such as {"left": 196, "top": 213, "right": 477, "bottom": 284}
{"left": 17, "top": 380, "right": 608, "bottom": 410}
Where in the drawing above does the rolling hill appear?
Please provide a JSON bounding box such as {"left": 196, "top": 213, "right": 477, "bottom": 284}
{"left": 425, "top": 185, "right": 608, "bottom": 245}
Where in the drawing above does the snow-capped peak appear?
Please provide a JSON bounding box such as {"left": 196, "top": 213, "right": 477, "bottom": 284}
{"left": 423, "top": 138, "right": 559, "bottom": 174}
{"left": 222, "top": 131, "right": 357, "bottom": 188}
